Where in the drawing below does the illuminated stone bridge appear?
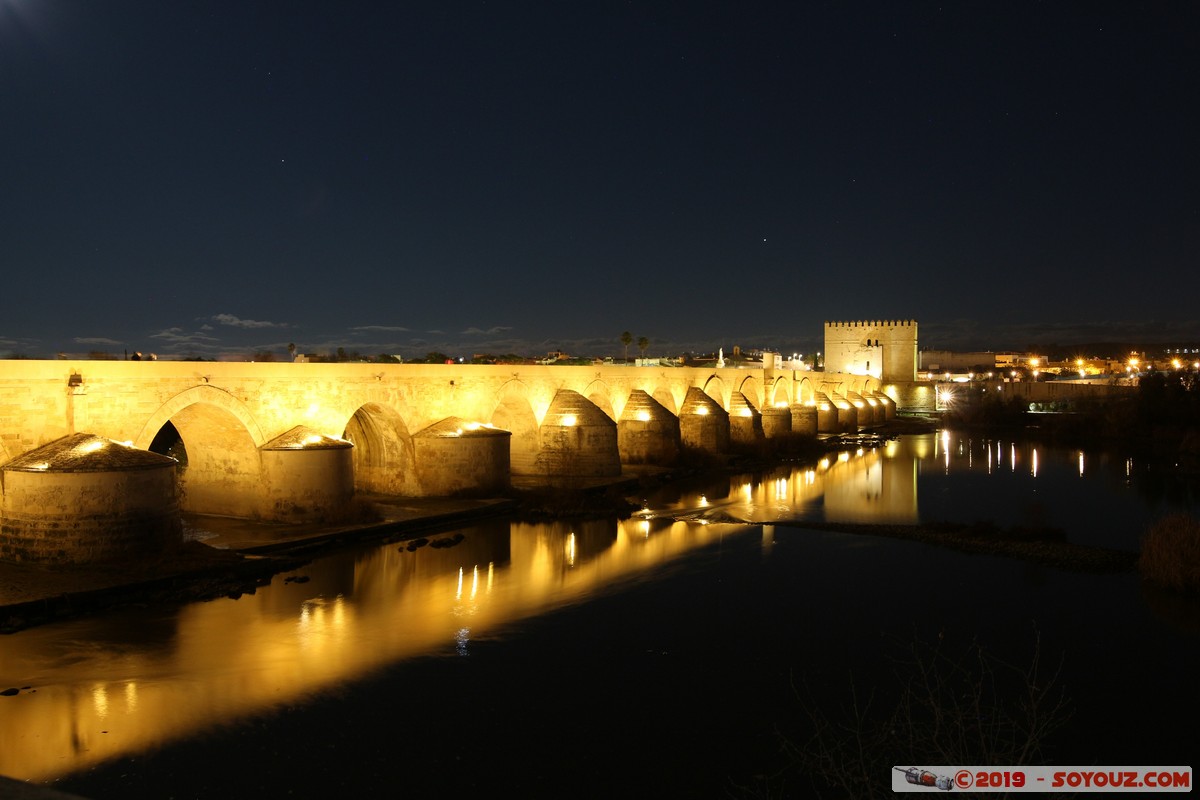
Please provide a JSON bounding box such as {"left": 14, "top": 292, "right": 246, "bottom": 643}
{"left": 0, "top": 360, "right": 888, "bottom": 530}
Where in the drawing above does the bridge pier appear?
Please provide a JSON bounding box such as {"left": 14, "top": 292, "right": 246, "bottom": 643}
{"left": 535, "top": 390, "right": 620, "bottom": 477}
{"left": 0, "top": 434, "right": 180, "bottom": 564}
{"left": 680, "top": 387, "right": 729, "bottom": 453}
{"left": 729, "top": 392, "right": 764, "bottom": 444}
{"left": 259, "top": 427, "right": 355, "bottom": 523}
{"left": 617, "top": 390, "right": 681, "bottom": 465}
{"left": 412, "top": 417, "right": 511, "bottom": 495}
{"left": 814, "top": 393, "right": 840, "bottom": 433}
{"left": 761, "top": 405, "right": 792, "bottom": 438}
{"left": 791, "top": 403, "right": 819, "bottom": 437}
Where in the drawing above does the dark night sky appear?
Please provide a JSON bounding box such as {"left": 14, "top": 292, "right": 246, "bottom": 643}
{"left": 2, "top": 1, "right": 1198, "bottom": 360}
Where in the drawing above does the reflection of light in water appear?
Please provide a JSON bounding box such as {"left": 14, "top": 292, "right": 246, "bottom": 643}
{"left": 699, "top": 495, "right": 708, "bottom": 507}
{"left": 566, "top": 532, "right": 576, "bottom": 566}
{"left": 471, "top": 565, "right": 480, "bottom": 600}
{"left": 0, "top": 517, "right": 743, "bottom": 783}
{"left": 92, "top": 684, "right": 109, "bottom": 720}
{"left": 804, "top": 469, "right": 815, "bottom": 485}
{"left": 1079, "top": 451, "right": 1085, "bottom": 478}
{"left": 456, "top": 627, "right": 470, "bottom": 657}
{"left": 640, "top": 519, "right": 650, "bottom": 537}
{"left": 1032, "top": 448, "right": 1039, "bottom": 478}
{"left": 1011, "top": 443, "right": 1017, "bottom": 472}
{"left": 838, "top": 452, "right": 849, "bottom": 463}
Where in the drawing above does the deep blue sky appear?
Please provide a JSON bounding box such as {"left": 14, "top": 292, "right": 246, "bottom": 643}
{"left": 2, "top": 1, "right": 1197, "bottom": 360}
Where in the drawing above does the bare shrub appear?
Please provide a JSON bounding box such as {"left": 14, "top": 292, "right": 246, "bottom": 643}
{"left": 1140, "top": 513, "right": 1200, "bottom": 592}
{"left": 731, "top": 630, "right": 1071, "bottom": 799}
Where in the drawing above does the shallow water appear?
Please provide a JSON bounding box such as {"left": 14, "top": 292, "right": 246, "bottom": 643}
{"left": 1, "top": 431, "right": 1196, "bottom": 797}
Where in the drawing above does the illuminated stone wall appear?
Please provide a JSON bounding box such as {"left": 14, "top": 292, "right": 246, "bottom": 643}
{"left": 0, "top": 436, "right": 180, "bottom": 563}
{"left": 0, "top": 361, "right": 882, "bottom": 514}
{"left": 824, "top": 319, "right": 918, "bottom": 382}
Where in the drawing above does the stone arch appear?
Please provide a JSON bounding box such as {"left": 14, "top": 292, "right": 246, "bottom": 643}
{"left": 651, "top": 387, "right": 678, "bottom": 415}
{"left": 820, "top": 379, "right": 845, "bottom": 397}
{"left": 491, "top": 380, "right": 540, "bottom": 476}
{"left": 701, "top": 375, "right": 726, "bottom": 409}
{"left": 582, "top": 379, "right": 617, "bottom": 422}
{"left": 737, "top": 375, "right": 763, "bottom": 410}
{"left": 134, "top": 384, "right": 265, "bottom": 450}
{"left": 342, "top": 402, "right": 416, "bottom": 495}
{"left": 767, "top": 376, "right": 791, "bottom": 408}
{"left": 796, "top": 376, "right": 816, "bottom": 405}
{"left": 134, "top": 385, "right": 264, "bottom": 518}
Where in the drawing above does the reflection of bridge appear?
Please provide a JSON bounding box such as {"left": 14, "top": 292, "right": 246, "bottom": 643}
{"left": 0, "top": 360, "right": 888, "bottom": 521}
{"left": 0, "top": 515, "right": 739, "bottom": 782}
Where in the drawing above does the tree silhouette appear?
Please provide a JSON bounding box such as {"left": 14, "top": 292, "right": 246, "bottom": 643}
{"left": 621, "top": 331, "right": 633, "bottom": 363}
{"left": 637, "top": 336, "right": 649, "bottom": 362}
{"left": 288, "top": 342, "right": 296, "bottom": 361}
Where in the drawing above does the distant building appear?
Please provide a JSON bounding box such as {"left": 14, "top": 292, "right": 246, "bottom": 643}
{"left": 824, "top": 320, "right": 917, "bottom": 381}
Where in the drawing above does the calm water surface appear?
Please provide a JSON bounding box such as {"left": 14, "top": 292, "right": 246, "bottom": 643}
{"left": 1, "top": 432, "right": 1196, "bottom": 797}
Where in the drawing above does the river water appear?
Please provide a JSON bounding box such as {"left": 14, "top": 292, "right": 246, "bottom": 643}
{"left": 1, "top": 431, "right": 1197, "bottom": 797}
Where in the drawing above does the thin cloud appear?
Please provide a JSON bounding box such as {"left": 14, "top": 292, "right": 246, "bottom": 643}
{"left": 150, "top": 327, "right": 222, "bottom": 349}
{"left": 461, "top": 326, "right": 514, "bottom": 335}
{"left": 351, "top": 325, "right": 410, "bottom": 333}
{"left": 211, "top": 314, "right": 288, "bottom": 329}
{"left": 73, "top": 337, "right": 123, "bottom": 345}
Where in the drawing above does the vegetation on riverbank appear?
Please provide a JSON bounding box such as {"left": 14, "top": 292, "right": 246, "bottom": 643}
{"left": 733, "top": 631, "right": 1071, "bottom": 799}
{"left": 1140, "top": 513, "right": 1200, "bottom": 593}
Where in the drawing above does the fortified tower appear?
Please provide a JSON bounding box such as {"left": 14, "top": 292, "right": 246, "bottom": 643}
{"left": 823, "top": 320, "right": 918, "bottom": 382}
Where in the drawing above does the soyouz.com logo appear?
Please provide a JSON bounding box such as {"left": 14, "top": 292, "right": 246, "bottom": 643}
{"left": 892, "top": 765, "right": 1192, "bottom": 792}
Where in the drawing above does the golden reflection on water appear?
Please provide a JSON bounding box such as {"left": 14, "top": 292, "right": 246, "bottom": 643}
{"left": 659, "top": 437, "right": 923, "bottom": 526}
{"left": 0, "top": 517, "right": 734, "bottom": 781}
{"left": 0, "top": 432, "right": 1112, "bottom": 782}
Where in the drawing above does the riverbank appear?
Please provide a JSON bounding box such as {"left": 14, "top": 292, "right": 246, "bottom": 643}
{"left": 0, "top": 497, "right": 516, "bottom": 634}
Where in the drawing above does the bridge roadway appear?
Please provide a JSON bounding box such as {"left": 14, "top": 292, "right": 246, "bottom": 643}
{"left": 0, "top": 360, "right": 883, "bottom": 520}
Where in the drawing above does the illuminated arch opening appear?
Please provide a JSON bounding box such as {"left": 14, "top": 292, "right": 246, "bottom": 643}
{"left": 342, "top": 403, "right": 414, "bottom": 495}
{"left": 701, "top": 376, "right": 726, "bottom": 409}
{"left": 652, "top": 388, "right": 678, "bottom": 415}
{"left": 147, "top": 402, "right": 261, "bottom": 517}
{"left": 737, "top": 376, "right": 763, "bottom": 410}
{"left": 492, "top": 386, "right": 539, "bottom": 476}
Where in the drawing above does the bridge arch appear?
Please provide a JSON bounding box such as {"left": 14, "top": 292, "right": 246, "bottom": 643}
{"left": 582, "top": 379, "right": 617, "bottom": 422}
{"left": 701, "top": 375, "right": 726, "bottom": 408}
{"left": 736, "top": 375, "right": 763, "bottom": 410}
{"left": 342, "top": 402, "right": 416, "bottom": 495}
{"left": 796, "top": 376, "right": 817, "bottom": 404}
{"left": 135, "top": 385, "right": 265, "bottom": 518}
{"left": 134, "top": 385, "right": 265, "bottom": 450}
{"left": 766, "top": 376, "right": 791, "bottom": 408}
{"left": 491, "top": 380, "right": 539, "bottom": 476}
{"left": 652, "top": 387, "right": 678, "bottom": 415}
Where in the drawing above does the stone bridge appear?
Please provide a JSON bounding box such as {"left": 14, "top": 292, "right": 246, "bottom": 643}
{"left": 0, "top": 360, "right": 887, "bottom": 524}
